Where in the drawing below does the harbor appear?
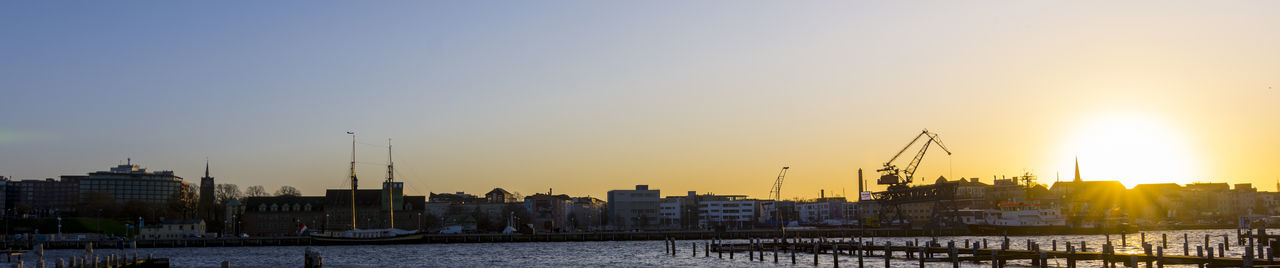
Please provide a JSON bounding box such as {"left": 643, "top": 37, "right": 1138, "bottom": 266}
{"left": 5, "top": 229, "right": 1280, "bottom": 267}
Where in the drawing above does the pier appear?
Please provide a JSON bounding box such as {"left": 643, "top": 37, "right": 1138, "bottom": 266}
{"left": 685, "top": 230, "right": 1280, "bottom": 267}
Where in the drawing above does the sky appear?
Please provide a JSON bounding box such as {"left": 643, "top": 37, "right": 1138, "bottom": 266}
{"left": 2, "top": 1, "right": 1278, "bottom": 199}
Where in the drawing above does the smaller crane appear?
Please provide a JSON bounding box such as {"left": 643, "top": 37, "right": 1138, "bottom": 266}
{"left": 877, "top": 129, "right": 951, "bottom": 188}
{"left": 769, "top": 166, "right": 790, "bottom": 202}
{"left": 768, "top": 166, "right": 790, "bottom": 236}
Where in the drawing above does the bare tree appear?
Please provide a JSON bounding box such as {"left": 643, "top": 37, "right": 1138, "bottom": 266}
{"left": 246, "top": 185, "right": 268, "bottom": 197}
{"left": 275, "top": 186, "right": 302, "bottom": 197}
{"left": 215, "top": 184, "right": 242, "bottom": 204}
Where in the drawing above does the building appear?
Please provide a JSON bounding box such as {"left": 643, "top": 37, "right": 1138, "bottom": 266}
{"left": 224, "top": 199, "right": 244, "bottom": 235}
{"left": 607, "top": 185, "right": 660, "bottom": 230}
{"left": 324, "top": 188, "right": 426, "bottom": 233}
{"left": 0, "top": 177, "right": 7, "bottom": 216}
{"left": 696, "top": 195, "right": 757, "bottom": 229}
{"left": 485, "top": 188, "right": 517, "bottom": 203}
{"left": 428, "top": 192, "right": 483, "bottom": 204}
{"left": 523, "top": 193, "right": 573, "bottom": 232}
{"left": 797, "top": 197, "right": 847, "bottom": 225}
{"left": 138, "top": 219, "right": 206, "bottom": 239}
{"left": 197, "top": 162, "right": 217, "bottom": 231}
{"left": 570, "top": 197, "right": 606, "bottom": 231}
{"left": 759, "top": 200, "right": 797, "bottom": 226}
{"left": 658, "top": 197, "right": 684, "bottom": 229}
{"left": 76, "top": 160, "right": 189, "bottom": 204}
{"left": 1049, "top": 179, "right": 1126, "bottom": 227}
{"left": 1128, "top": 183, "right": 1184, "bottom": 225}
{"left": 6, "top": 177, "right": 80, "bottom": 216}
{"left": 423, "top": 188, "right": 516, "bottom": 232}
{"left": 241, "top": 196, "right": 326, "bottom": 236}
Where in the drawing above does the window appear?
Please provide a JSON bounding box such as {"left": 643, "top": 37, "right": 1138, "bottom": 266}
{"left": 294, "top": 204, "right": 301, "bottom": 211}
{"left": 271, "top": 204, "right": 278, "bottom": 212}
{"left": 259, "top": 204, "right": 267, "bottom": 212}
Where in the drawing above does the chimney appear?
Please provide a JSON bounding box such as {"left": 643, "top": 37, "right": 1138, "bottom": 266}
{"left": 820, "top": 189, "right": 825, "bottom": 199}
{"left": 857, "top": 168, "right": 864, "bottom": 194}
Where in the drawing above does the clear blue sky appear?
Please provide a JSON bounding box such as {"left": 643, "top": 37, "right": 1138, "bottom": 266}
{"left": 3, "top": 1, "right": 1278, "bottom": 197}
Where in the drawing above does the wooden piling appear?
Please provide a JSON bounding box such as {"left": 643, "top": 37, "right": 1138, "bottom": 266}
{"left": 884, "top": 242, "right": 890, "bottom": 267}
{"left": 919, "top": 245, "right": 926, "bottom": 268}
{"left": 832, "top": 244, "right": 838, "bottom": 268}
{"left": 1184, "top": 233, "right": 1190, "bottom": 256}
{"left": 813, "top": 242, "right": 819, "bottom": 266}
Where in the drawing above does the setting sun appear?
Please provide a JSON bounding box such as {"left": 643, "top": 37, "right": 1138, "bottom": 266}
{"left": 1057, "top": 113, "right": 1202, "bottom": 188}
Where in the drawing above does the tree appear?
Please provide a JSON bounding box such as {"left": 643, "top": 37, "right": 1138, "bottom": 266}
{"left": 246, "top": 185, "right": 268, "bottom": 197}
{"left": 275, "top": 186, "right": 302, "bottom": 197}
{"left": 167, "top": 184, "right": 198, "bottom": 219}
{"left": 121, "top": 200, "right": 152, "bottom": 221}
{"left": 78, "top": 191, "right": 120, "bottom": 219}
{"left": 215, "top": 184, "right": 242, "bottom": 204}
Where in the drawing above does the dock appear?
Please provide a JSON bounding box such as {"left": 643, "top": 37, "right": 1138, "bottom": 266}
{"left": 687, "top": 231, "right": 1280, "bottom": 267}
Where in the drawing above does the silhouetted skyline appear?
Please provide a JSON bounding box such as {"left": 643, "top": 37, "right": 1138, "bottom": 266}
{"left": 2, "top": 2, "right": 1277, "bottom": 198}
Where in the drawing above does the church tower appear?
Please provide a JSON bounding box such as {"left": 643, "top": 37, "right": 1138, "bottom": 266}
{"left": 198, "top": 160, "right": 217, "bottom": 230}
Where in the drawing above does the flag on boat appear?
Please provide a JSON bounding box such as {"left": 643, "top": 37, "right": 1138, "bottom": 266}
{"left": 297, "top": 224, "right": 308, "bottom": 234}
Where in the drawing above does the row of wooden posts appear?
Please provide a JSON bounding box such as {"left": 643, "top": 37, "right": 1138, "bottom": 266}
{"left": 664, "top": 228, "right": 1280, "bottom": 267}
{"left": 3, "top": 243, "right": 163, "bottom": 268}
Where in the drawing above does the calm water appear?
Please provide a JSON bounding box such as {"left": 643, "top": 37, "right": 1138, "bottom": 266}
{"left": 22, "top": 229, "right": 1267, "bottom": 267}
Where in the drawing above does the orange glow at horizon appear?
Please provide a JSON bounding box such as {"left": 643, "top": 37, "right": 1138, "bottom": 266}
{"left": 1055, "top": 112, "right": 1202, "bottom": 188}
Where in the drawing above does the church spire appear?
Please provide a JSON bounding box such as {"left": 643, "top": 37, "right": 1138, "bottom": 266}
{"left": 204, "top": 159, "right": 210, "bottom": 178}
{"left": 1073, "top": 156, "right": 1082, "bottom": 182}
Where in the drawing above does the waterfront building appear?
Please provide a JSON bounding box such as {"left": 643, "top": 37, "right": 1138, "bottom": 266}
{"left": 571, "top": 196, "right": 606, "bottom": 231}
{"left": 797, "top": 197, "right": 847, "bottom": 225}
{"left": 224, "top": 199, "right": 244, "bottom": 235}
{"left": 658, "top": 196, "right": 684, "bottom": 229}
{"left": 953, "top": 178, "right": 992, "bottom": 209}
{"left": 758, "top": 200, "right": 797, "bottom": 226}
{"left": 523, "top": 193, "right": 573, "bottom": 232}
{"left": 1049, "top": 179, "right": 1126, "bottom": 227}
{"left": 606, "top": 185, "right": 660, "bottom": 230}
{"left": 1129, "top": 183, "right": 1185, "bottom": 225}
{"left": 324, "top": 189, "right": 425, "bottom": 232}
{"left": 7, "top": 177, "right": 80, "bottom": 216}
{"left": 242, "top": 196, "right": 326, "bottom": 236}
{"left": 485, "top": 188, "right": 517, "bottom": 203}
{"left": 76, "top": 161, "right": 189, "bottom": 204}
{"left": 0, "top": 177, "right": 7, "bottom": 215}
{"left": 428, "top": 191, "right": 483, "bottom": 204}
{"left": 696, "top": 195, "right": 757, "bottom": 229}
{"left": 423, "top": 188, "right": 514, "bottom": 232}
{"left": 138, "top": 219, "right": 206, "bottom": 239}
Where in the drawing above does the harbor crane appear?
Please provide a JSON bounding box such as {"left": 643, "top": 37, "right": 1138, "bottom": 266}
{"left": 871, "top": 129, "right": 960, "bottom": 229}
{"left": 876, "top": 129, "right": 951, "bottom": 189}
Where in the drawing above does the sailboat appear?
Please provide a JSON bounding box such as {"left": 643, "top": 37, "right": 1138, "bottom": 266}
{"left": 311, "top": 134, "right": 425, "bottom": 245}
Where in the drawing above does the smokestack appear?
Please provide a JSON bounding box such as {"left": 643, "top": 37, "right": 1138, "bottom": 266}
{"left": 820, "top": 189, "right": 825, "bottom": 199}
{"left": 857, "top": 168, "right": 864, "bottom": 194}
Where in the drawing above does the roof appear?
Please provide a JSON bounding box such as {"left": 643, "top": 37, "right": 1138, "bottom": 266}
{"left": 486, "top": 188, "right": 512, "bottom": 195}
{"left": 245, "top": 196, "right": 326, "bottom": 209}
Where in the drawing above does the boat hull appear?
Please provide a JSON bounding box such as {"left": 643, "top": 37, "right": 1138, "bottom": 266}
{"left": 310, "top": 233, "right": 426, "bottom": 245}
